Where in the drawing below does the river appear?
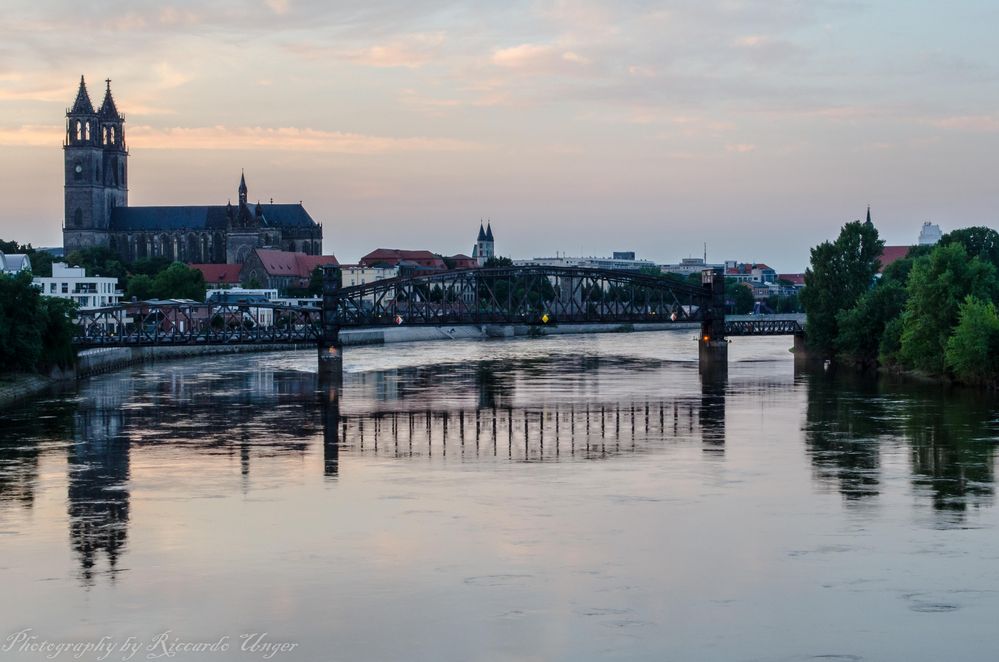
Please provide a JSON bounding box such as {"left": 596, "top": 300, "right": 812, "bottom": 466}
{"left": 1, "top": 330, "right": 998, "bottom": 661}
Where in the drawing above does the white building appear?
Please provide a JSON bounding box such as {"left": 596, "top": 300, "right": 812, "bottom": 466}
{"left": 342, "top": 264, "right": 399, "bottom": 287}
{"left": 515, "top": 253, "right": 657, "bottom": 272}
{"left": 32, "top": 262, "right": 120, "bottom": 309}
{"left": 918, "top": 222, "right": 943, "bottom": 246}
{"left": 0, "top": 251, "right": 32, "bottom": 275}
{"left": 660, "top": 257, "right": 724, "bottom": 276}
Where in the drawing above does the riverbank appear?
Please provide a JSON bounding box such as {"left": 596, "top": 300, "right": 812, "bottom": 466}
{"left": 0, "top": 343, "right": 316, "bottom": 410}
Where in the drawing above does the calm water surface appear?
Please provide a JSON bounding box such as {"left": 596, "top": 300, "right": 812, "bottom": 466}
{"left": 2, "top": 330, "right": 999, "bottom": 661}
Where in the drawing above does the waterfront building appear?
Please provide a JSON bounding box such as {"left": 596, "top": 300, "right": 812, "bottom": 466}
{"left": 0, "top": 251, "right": 32, "bottom": 275}
{"left": 660, "top": 257, "right": 724, "bottom": 276}
{"left": 723, "top": 261, "right": 777, "bottom": 284}
{"left": 62, "top": 76, "right": 323, "bottom": 264}
{"left": 342, "top": 264, "right": 400, "bottom": 287}
{"left": 32, "top": 262, "right": 120, "bottom": 309}
{"left": 516, "top": 253, "right": 656, "bottom": 272}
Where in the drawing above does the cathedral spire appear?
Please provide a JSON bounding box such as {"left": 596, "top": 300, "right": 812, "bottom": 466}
{"left": 477, "top": 221, "right": 486, "bottom": 242}
{"left": 238, "top": 170, "right": 248, "bottom": 205}
{"left": 98, "top": 79, "right": 121, "bottom": 119}
{"left": 485, "top": 221, "right": 494, "bottom": 242}
{"left": 70, "top": 75, "right": 95, "bottom": 115}
{"left": 866, "top": 205, "right": 872, "bottom": 224}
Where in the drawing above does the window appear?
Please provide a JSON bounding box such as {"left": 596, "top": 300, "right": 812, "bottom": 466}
{"left": 49, "top": 283, "right": 56, "bottom": 293}
{"left": 61, "top": 283, "right": 68, "bottom": 294}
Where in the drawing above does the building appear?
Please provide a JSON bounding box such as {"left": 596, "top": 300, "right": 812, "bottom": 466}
{"left": 723, "top": 262, "right": 777, "bottom": 284}
{"left": 661, "top": 257, "right": 724, "bottom": 276}
{"left": 359, "top": 249, "right": 448, "bottom": 276}
{"left": 62, "top": 76, "right": 323, "bottom": 264}
{"left": 516, "top": 253, "right": 656, "bottom": 272}
{"left": 472, "top": 222, "right": 495, "bottom": 266}
{"left": 239, "top": 249, "right": 338, "bottom": 291}
{"left": 0, "top": 251, "right": 32, "bottom": 275}
{"left": 190, "top": 264, "right": 242, "bottom": 289}
{"left": 32, "top": 262, "right": 120, "bottom": 309}
{"left": 918, "top": 222, "right": 943, "bottom": 246}
{"left": 342, "top": 264, "right": 400, "bottom": 288}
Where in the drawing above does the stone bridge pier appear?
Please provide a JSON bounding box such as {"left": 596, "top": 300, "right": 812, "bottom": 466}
{"left": 698, "top": 268, "right": 728, "bottom": 371}
{"left": 319, "top": 264, "right": 343, "bottom": 382}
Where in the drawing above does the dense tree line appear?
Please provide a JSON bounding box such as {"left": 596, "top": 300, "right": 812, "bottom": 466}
{"left": 0, "top": 271, "right": 76, "bottom": 374}
{"left": 803, "top": 221, "right": 999, "bottom": 387}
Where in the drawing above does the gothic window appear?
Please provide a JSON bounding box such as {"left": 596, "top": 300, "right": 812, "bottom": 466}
{"left": 85, "top": 122, "right": 91, "bottom": 141}
{"left": 110, "top": 127, "right": 115, "bottom": 144}
{"left": 73, "top": 208, "right": 82, "bottom": 227}
{"left": 75, "top": 121, "right": 82, "bottom": 141}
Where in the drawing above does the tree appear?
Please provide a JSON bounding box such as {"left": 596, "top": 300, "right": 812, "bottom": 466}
{"left": 484, "top": 256, "right": 513, "bottom": 268}
{"left": 898, "top": 243, "right": 999, "bottom": 374}
{"left": 0, "top": 239, "right": 55, "bottom": 277}
{"left": 835, "top": 280, "right": 907, "bottom": 367}
{"left": 126, "top": 274, "right": 155, "bottom": 301}
{"left": 800, "top": 220, "right": 884, "bottom": 358}
{"left": 65, "top": 247, "right": 127, "bottom": 281}
{"left": 152, "top": 262, "right": 207, "bottom": 301}
{"left": 725, "top": 280, "right": 754, "bottom": 314}
{"left": 945, "top": 296, "right": 999, "bottom": 386}
{"left": 939, "top": 226, "right": 999, "bottom": 267}
{"left": 0, "top": 271, "right": 76, "bottom": 373}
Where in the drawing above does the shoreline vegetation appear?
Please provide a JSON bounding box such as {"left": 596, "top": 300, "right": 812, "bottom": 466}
{"left": 802, "top": 221, "right": 999, "bottom": 390}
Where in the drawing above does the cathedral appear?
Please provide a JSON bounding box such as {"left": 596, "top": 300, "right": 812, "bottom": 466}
{"left": 62, "top": 76, "right": 323, "bottom": 264}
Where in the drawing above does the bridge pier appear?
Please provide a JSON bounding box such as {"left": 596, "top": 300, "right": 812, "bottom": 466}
{"left": 699, "top": 268, "right": 728, "bottom": 372}
{"left": 319, "top": 264, "right": 343, "bottom": 382}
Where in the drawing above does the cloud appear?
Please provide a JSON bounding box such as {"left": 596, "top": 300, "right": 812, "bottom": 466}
{"left": 0, "top": 123, "right": 480, "bottom": 154}
{"left": 931, "top": 115, "right": 999, "bottom": 132}
{"left": 286, "top": 32, "right": 446, "bottom": 68}
{"left": 491, "top": 43, "right": 592, "bottom": 74}
{"left": 726, "top": 143, "right": 757, "bottom": 153}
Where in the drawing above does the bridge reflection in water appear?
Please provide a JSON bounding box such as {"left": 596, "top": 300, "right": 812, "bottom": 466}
{"left": 2, "top": 349, "right": 999, "bottom": 587}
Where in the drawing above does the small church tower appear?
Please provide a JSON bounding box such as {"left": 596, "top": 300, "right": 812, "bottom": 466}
{"left": 63, "top": 76, "right": 128, "bottom": 253}
{"left": 473, "top": 220, "right": 495, "bottom": 266}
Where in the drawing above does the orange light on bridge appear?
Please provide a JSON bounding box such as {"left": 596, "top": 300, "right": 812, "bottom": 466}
{"left": 702, "top": 335, "right": 710, "bottom": 342}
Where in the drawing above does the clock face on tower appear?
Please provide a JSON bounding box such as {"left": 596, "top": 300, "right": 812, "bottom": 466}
{"left": 75, "top": 165, "right": 83, "bottom": 174}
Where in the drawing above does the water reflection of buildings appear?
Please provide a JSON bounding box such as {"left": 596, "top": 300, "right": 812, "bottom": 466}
{"left": 5, "top": 352, "right": 999, "bottom": 585}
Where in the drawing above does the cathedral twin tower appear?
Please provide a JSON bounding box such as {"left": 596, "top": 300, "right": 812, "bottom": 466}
{"left": 63, "top": 76, "right": 128, "bottom": 252}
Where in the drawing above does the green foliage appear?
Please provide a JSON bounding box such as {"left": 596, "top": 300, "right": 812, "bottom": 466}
{"left": 125, "top": 274, "right": 155, "bottom": 301}
{"left": 878, "top": 316, "right": 905, "bottom": 365}
{"left": 945, "top": 297, "right": 999, "bottom": 386}
{"left": 484, "top": 256, "right": 514, "bottom": 268}
{"left": 64, "top": 247, "right": 127, "bottom": 281}
{"left": 939, "top": 226, "right": 999, "bottom": 266}
{"left": 801, "top": 220, "right": 884, "bottom": 358}
{"left": 835, "top": 280, "right": 907, "bottom": 366}
{"left": 125, "top": 263, "right": 205, "bottom": 301}
{"left": 898, "top": 243, "right": 999, "bottom": 374}
{"left": 0, "top": 271, "right": 76, "bottom": 373}
{"left": 725, "top": 280, "right": 754, "bottom": 314}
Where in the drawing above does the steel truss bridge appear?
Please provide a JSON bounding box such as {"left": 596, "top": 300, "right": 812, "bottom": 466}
{"left": 71, "top": 266, "right": 804, "bottom": 348}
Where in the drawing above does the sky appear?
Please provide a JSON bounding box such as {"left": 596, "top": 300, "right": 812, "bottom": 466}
{"left": 0, "top": 0, "right": 997, "bottom": 271}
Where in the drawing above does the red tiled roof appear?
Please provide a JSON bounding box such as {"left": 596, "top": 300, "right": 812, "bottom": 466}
{"left": 778, "top": 273, "right": 805, "bottom": 286}
{"left": 360, "top": 248, "right": 446, "bottom": 269}
{"left": 878, "top": 246, "right": 911, "bottom": 273}
{"left": 252, "top": 249, "right": 339, "bottom": 277}
{"left": 190, "top": 264, "right": 241, "bottom": 285}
